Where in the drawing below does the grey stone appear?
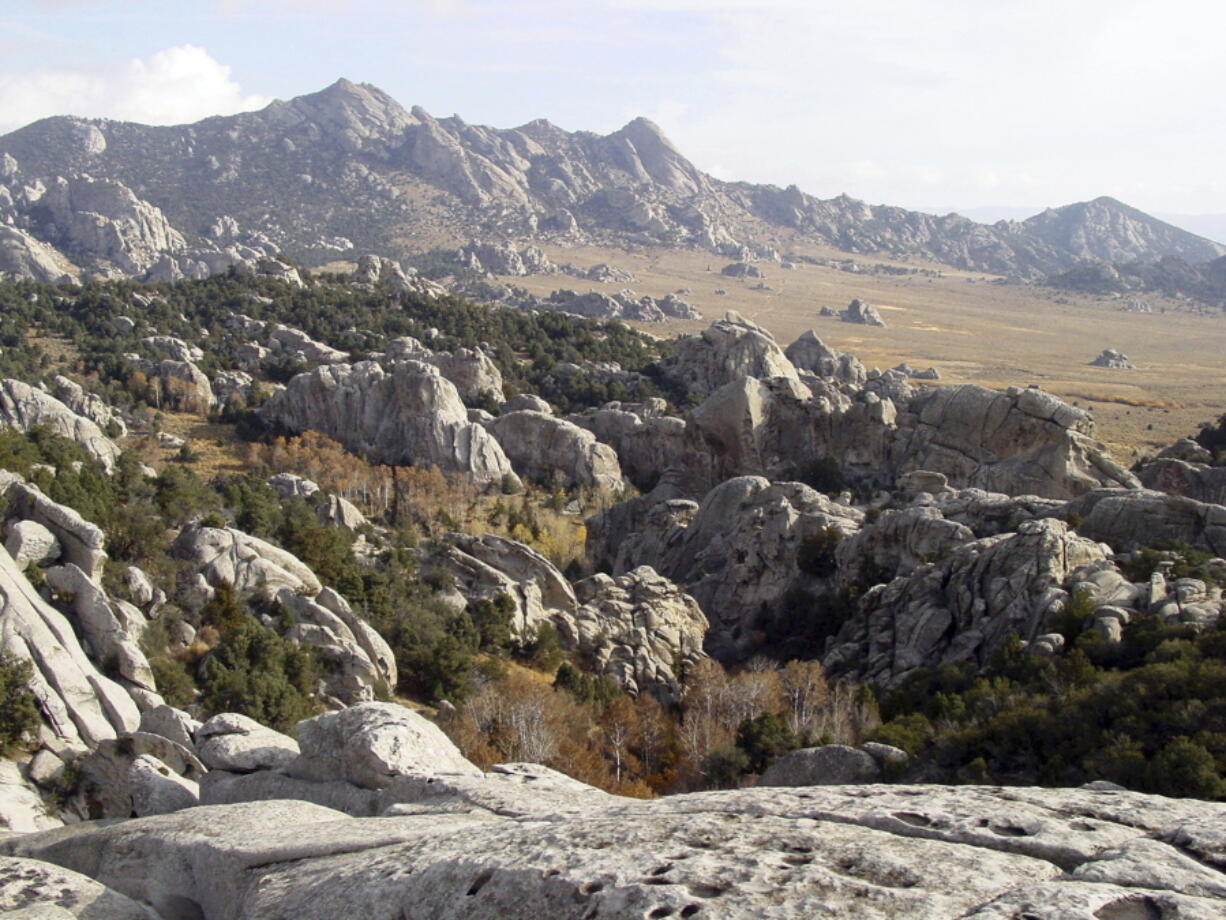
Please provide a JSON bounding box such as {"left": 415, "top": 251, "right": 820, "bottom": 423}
{"left": 125, "top": 755, "right": 199, "bottom": 817}
{"left": 195, "top": 713, "right": 299, "bottom": 772}
{"left": 0, "top": 856, "right": 150, "bottom": 919}
{"left": 759, "top": 745, "right": 882, "bottom": 785}
{"left": 290, "top": 702, "right": 480, "bottom": 789}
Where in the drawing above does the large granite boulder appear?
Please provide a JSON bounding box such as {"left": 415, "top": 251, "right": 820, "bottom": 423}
{"left": 259, "top": 361, "right": 518, "bottom": 486}
{"left": 687, "top": 375, "right": 822, "bottom": 485}
{"left": 825, "top": 518, "right": 1110, "bottom": 685}
{"left": 266, "top": 324, "right": 348, "bottom": 364}
{"left": 426, "top": 347, "right": 505, "bottom": 406}
{"left": 659, "top": 311, "right": 805, "bottom": 398}
{"left": 840, "top": 298, "right": 887, "bottom": 327}
{"left": 569, "top": 399, "right": 688, "bottom": 492}
{"left": 425, "top": 533, "right": 577, "bottom": 642}
{"left": 3, "top": 481, "right": 107, "bottom": 580}
{"left": 784, "top": 330, "right": 867, "bottom": 385}
{"left": 568, "top": 566, "right": 708, "bottom": 700}
{"left": 196, "top": 713, "right": 300, "bottom": 773}
{"left": 1139, "top": 457, "right": 1226, "bottom": 507}
{"left": 759, "top": 745, "right": 882, "bottom": 786}
{"left": 0, "top": 545, "right": 138, "bottom": 748}
{"left": 289, "top": 703, "right": 480, "bottom": 789}
{"left": 1064, "top": 488, "right": 1226, "bottom": 556}
{"left": 126, "top": 754, "right": 199, "bottom": 817}
{"left": 0, "top": 380, "right": 120, "bottom": 471}
{"left": 142, "top": 359, "right": 215, "bottom": 412}
{"left": 4, "top": 520, "right": 60, "bottom": 571}
{"left": 172, "top": 523, "right": 322, "bottom": 596}
{"left": 0, "top": 762, "right": 59, "bottom": 835}
{"left": 489, "top": 411, "right": 622, "bottom": 491}
{"left": 897, "top": 385, "right": 1140, "bottom": 499}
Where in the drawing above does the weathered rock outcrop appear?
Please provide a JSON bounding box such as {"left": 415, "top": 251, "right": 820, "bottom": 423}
{"left": 2, "top": 481, "right": 106, "bottom": 580}
{"left": 140, "top": 359, "right": 214, "bottom": 412}
{"left": 532, "top": 288, "right": 701, "bottom": 322}
{"left": 594, "top": 476, "right": 863, "bottom": 659}
{"left": 0, "top": 543, "right": 139, "bottom": 748}
{"left": 351, "top": 253, "right": 447, "bottom": 297}
{"left": 456, "top": 240, "right": 552, "bottom": 276}
{"left": 759, "top": 744, "right": 882, "bottom": 786}
{"left": 260, "top": 361, "right": 518, "bottom": 486}
{"left": 489, "top": 411, "right": 622, "bottom": 490}
{"left": 897, "top": 385, "right": 1139, "bottom": 499}
{"left": 0, "top": 380, "right": 120, "bottom": 471}
{"left": 3, "top": 784, "right": 1224, "bottom": 919}
{"left": 0, "top": 854, "right": 152, "bottom": 919}
{"left": 784, "top": 330, "right": 867, "bottom": 385}
{"left": 568, "top": 567, "right": 708, "bottom": 700}
{"left": 35, "top": 174, "right": 186, "bottom": 275}
{"left": 1089, "top": 347, "right": 1135, "bottom": 369}
{"left": 835, "top": 504, "right": 976, "bottom": 590}
{"left": 278, "top": 588, "right": 396, "bottom": 705}
{"left": 1064, "top": 488, "right": 1226, "bottom": 556}
{"left": 196, "top": 713, "right": 299, "bottom": 774}
{"left": 1139, "top": 457, "right": 1226, "bottom": 507}
{"left": 0, "top": 224, "right": 74, "bottom": 283}
{"left": 659, "top": 311, "right": 804, "bottom": 398}
{"left": 290, "top": 703, "right": 480, "bottom": 789}
{"left": 569, "top": 399, "right": 689, "bottom": 492}
{"left": 49, "top": 376, "right": 126, "bottom": 438}
{"left": 825, "top": 518, "right": 1109, "bottom": 685}
{"left": 425, "top": 532, "right": 577, "bottom": 642}
{"left": 840, "top": 297, "right": 886, "bottom": 326}
{"left": 172, "top": 524, "right": 323, "bottom": 596}
{"left": 427, "top": 535, "right": 704, "bottom": 697}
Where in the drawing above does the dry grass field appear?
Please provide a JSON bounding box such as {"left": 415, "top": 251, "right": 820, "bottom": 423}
{"left": 500, "top": 241, "right": 1226, "bottom": 461}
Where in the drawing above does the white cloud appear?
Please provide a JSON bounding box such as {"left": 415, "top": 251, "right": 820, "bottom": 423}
{"left": 0, "top": 45, "right": 270, "bottom": 133}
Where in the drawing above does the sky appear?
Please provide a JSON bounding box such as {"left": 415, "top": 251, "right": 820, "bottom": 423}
{"left": 2, "top": 0, "right": 1223, "bottom": 222}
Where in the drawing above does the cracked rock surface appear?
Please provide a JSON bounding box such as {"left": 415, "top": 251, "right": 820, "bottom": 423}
{"left": 1, "top": 784, "right": 1222, "bottom": 919}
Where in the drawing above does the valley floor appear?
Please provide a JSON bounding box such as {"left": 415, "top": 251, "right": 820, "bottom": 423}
{"left": 505, "top": 241, "right": 1226, "bottom": 460}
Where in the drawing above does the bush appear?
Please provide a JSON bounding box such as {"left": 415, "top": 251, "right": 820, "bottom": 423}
{"left": 795, "top": 456, "right": 845, "bottom": 495}
{"left": 797, "top": 526, "right": 841, "bottom": 578}
{"left": 736, "top": 712, "right": 799, "bottom": 774}
{"left": 198, "top": 619, "right": 318, "bottom": 733}
{"left": 0, "top": 651, "right": 40, "bottom": 754}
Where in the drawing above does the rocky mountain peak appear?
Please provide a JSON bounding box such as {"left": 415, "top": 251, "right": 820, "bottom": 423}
{"left": 272, "top": 78, "right": 419, "bottom": 152}
{"left": 1019, "top": 195, "right": 1225, "bottom": 265}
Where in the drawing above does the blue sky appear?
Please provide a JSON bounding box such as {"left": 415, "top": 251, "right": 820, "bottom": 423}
{"left": 3, "top": 1, "right": 1223, "bottom": 219}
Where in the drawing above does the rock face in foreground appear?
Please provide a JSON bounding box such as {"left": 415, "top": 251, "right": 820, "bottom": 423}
{"left": 259, "top": 361, "right": 518, "bottom": 486}
{"left": 3, "top": 784, "right": 1223, "bottom": 919}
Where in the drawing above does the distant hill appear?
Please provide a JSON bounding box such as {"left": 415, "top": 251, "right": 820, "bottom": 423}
{"left": 1, "top": 78, "right": 1222, "bottom": 282}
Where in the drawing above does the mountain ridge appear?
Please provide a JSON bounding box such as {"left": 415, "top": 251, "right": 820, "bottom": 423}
{"left": 0, "top": 77, "right": 1221, "bottom": 284}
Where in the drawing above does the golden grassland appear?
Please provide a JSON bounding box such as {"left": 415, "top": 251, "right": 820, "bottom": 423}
{"left": 500, "top": 240, "right": 1226, "bottom": 460}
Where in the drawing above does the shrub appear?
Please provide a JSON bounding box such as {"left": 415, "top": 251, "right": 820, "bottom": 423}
{"left": 736, "top": 712, "right": 799, "bottom": 774}
{"left": 796, "top": 526, "right": 841, "bottom": 578}
{"left": 795, "top": 456, "right": 845, "bottom": 495}
{"left": 0, "top": 651, "right": 40, "bottom": 755}
{"left": 198, "top": 619, "right": 318, "bottom": 733}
